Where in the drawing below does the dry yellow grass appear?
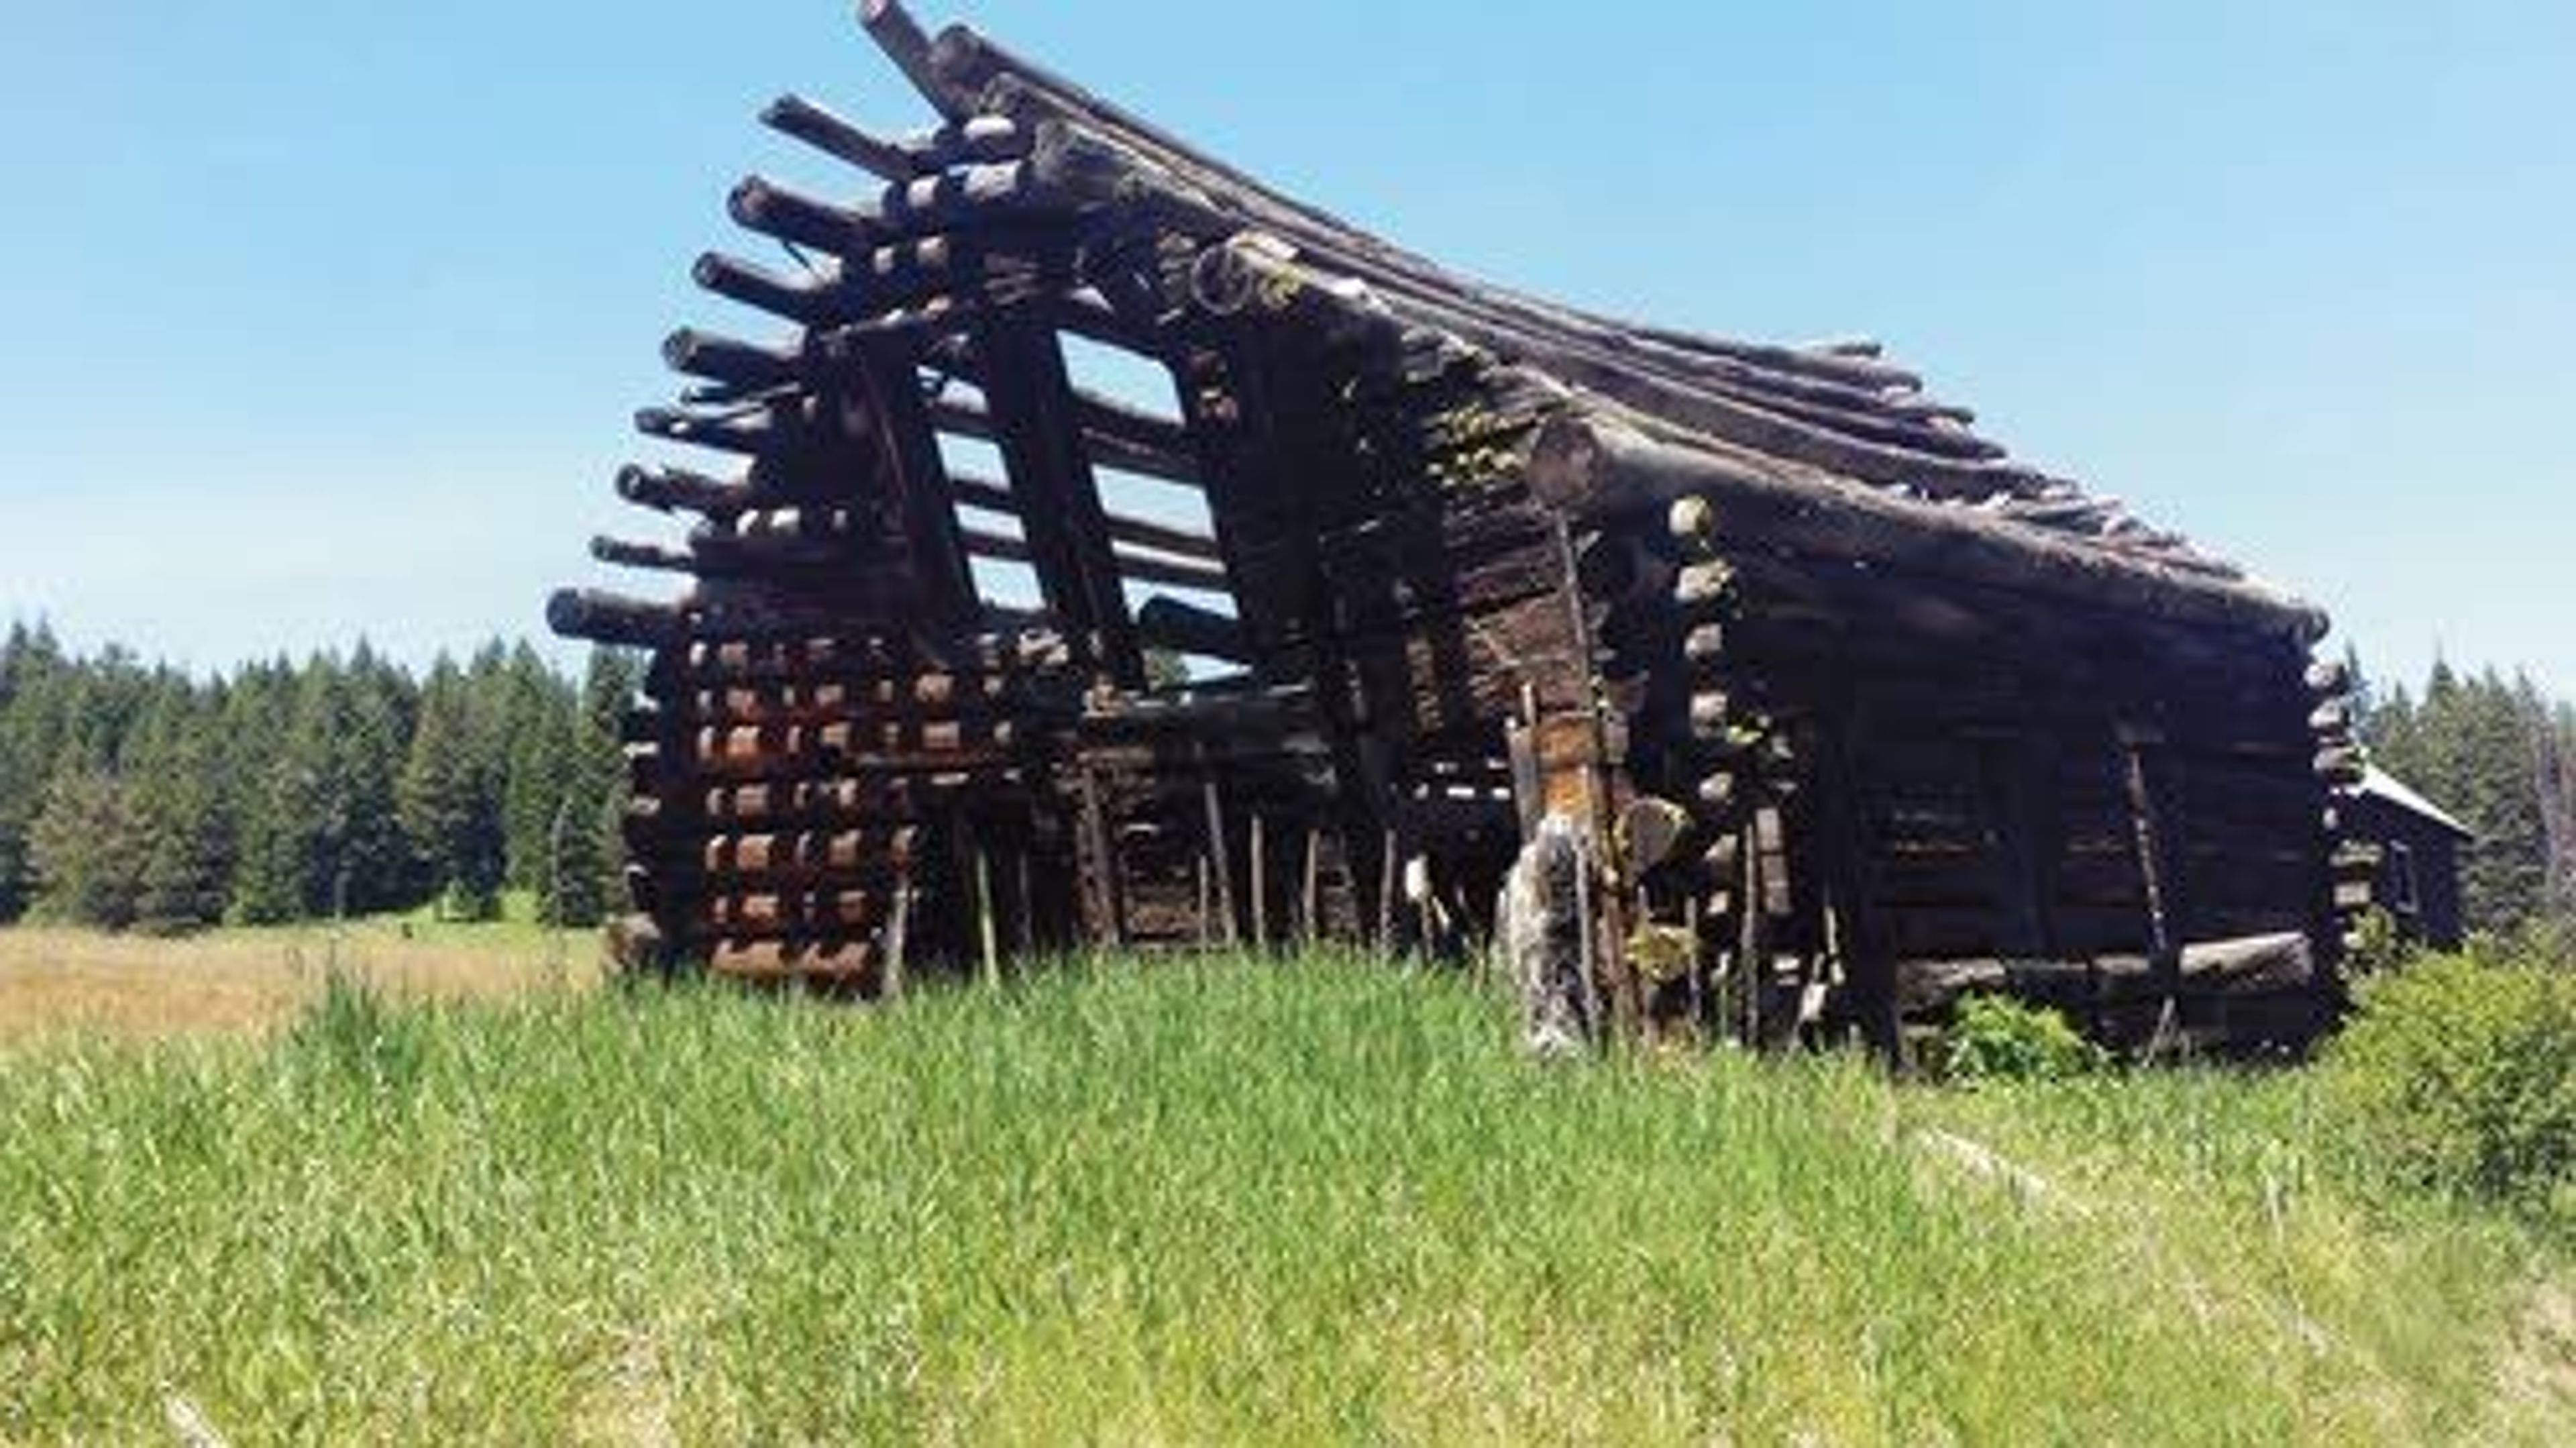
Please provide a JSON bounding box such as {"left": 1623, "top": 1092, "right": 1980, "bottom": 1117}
{"left": 0, "top": 919, "right": 594, "bottom": 1043}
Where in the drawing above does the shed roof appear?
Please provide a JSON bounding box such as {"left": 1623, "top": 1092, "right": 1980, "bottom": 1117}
{"left": 2359, "top": 766, "right": 2475, "bottom": 840}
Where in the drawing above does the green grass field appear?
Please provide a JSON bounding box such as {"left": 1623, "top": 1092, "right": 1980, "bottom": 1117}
{"left": 0, "top": 944, "right": 2567, "bottom": 1443}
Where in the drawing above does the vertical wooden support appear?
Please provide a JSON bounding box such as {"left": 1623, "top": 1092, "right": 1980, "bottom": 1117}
{"left": 1376, "top": 826, "right": 1400, "bottom": 953}
{"left": 1199, "top": 751, "right": 1240, "bottom": 947}
{"left": 1734, "top": 825, "right": 1762, "bottom": 1041}
{"left": 883, "top": 872, "right": 913, "bottom": 1001}
{"left": 1250, "top": 812, "right": 1270, "bottom": 951}
{"left": 1173, "top": 327, "right": 1397, "bottom": 953}
{"left": 2119, "top": 724, "right": 2188, "bottom": 1039}
{"left": 974, "top": 321, "right": 1144, "bottom": 683}
{"left": 973, "top": 846, "right": 1001, "bottom": 988}
{"left": 1195, "top": 855, "right": 1214, "bottom": 948}
{"left": 1076, "top": 764, "right": 1127, "bottom": 948}
{"left": 1300, "top": 827, "right": 1324, "bottom": 949}
{"left": 1511, "top": 519, "right": 1640, "bottom": 1034}
{"left": 1014, "top": 848, "right": 1036, "bottom": 958}
{"left": 849, "top": 340, "right": 979, "bottom": 629}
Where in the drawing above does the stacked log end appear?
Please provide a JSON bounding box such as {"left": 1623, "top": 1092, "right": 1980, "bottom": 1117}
{"left": 2306, "top": 657, "right": 2378, "bottom": 962}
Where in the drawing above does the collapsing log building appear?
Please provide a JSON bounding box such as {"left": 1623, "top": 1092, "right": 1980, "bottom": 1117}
{"left": 553, "top": 1, "right": 2369, "bottom": 1055}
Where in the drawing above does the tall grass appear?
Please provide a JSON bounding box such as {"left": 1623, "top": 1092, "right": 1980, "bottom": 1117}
{"left": 0, "top": 954, "right": 2563, "bottom": 1443}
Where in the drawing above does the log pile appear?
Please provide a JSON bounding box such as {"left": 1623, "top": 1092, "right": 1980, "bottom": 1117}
{"left": 551, "top": 1, "right": 2349, "bottom": 1057}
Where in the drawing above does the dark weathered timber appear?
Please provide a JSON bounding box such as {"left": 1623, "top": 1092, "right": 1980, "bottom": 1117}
{"left": 557, "top": 1, "right": 2343, "bottom": 1061}
{"left": 848, "top": 334, "right": 981, "bottom": 628}
{"left": 729, "top": 175, "right": 880, "bottom": 256}
{"left": 861, "top": 0, "right": 967, "bottom": 121}
{"left": 929, "top": 392, "right": 1201, "bottom": 488}
{"left": 945, "top": 473, "right": 1222, "bottom": 562}
{"left": 972, "top": 321, "right": 1147, "bottom": 682}
{"left": 1527, "top": 415, "right": 2327, "bottom": 642}
{"left": 694, "top": 252, "right": 844, "bottom": 327}
{"left": 551, "top": 589, "right": 687, "bottom": 648}
{"left": 664, "top": 329, "right": 806, "bottom": 391}
{"left": 763, "top": 93, "right": 920, "bottom": 182}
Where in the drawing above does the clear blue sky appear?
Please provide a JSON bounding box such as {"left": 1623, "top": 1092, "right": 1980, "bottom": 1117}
{"left": 2, "top": 1, "right": 2569, "bottom": 696}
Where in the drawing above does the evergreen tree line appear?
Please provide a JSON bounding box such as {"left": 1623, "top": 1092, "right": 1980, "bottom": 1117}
{"left": 2358, "top": 656, "right": 2576, "bottom": 939}
{"left": 3, "top": 621, "right": 2565, "bottom": 944}
{"left": 0, "top": 624, "right": 639, "bottom": 933}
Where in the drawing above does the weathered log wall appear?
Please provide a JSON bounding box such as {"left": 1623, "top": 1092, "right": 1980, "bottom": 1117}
{"left": 551, "top": 1, "right": 2347, "bottom": 1059}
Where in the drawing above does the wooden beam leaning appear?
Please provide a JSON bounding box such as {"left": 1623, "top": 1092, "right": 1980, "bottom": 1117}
{"left": 971, "top": 322, "right": 1146, "bottom": 682}
{"left": 845, "top": 337, "right": 981, "bottom": 629}
{"left": 762, "top": 93, "right": 918, "bottom": 183}
{"left": 943, "top": 472, "right": 1222, "bottom": 563}
{"left": 975, "top": 67, "right": 1961, "bottom": 417}
{"left": 663, "top": 329, "right": 806, "bottom": 392}
{"left": 729, "top": 176, "right": 879, "bottom": 257}
{"left": 549, "top": 589, "right": 687, "bottom": 649}
{"left": 928, "top": 390, "right": 1202, "bottom": 489}
{"left": 636, "top": 403, "right": 812, "bottom": 460}
{"left": 618, "top": 463, "right": 752, "bottom": 517}
{"left": 694, "top": 252, "right": 843, "bottom": 328}
{"left": 1525, "top": 414, "right": 2328, "bottom": 643}
{"left": 592, "top": 536, "right": 696, "bottom": 574}
{"left": 958, "top": 524, "right": 1229, "bottom": 595}
{"left": 859, "top": 0, "right": 973, "bottom": 121}
{"left": 1126, "top": 216, "right": 2041, "bottom": 501}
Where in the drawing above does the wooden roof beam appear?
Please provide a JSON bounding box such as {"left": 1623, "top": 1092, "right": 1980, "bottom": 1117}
{"left": 1527, "top": 413, "right": 2327, "bottom": 643}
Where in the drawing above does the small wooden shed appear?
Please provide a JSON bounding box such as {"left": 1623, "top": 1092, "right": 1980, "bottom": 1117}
{"left": 553, "top": 2, "right": 2365, "bottom": 1056}
{"left": 2341, "top": 767, "right": 2473, "bottom": 951}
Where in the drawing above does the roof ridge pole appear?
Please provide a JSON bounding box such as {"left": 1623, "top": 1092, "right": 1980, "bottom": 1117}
{"left": 859, "top": 1, "right": 973, "bottom": 121}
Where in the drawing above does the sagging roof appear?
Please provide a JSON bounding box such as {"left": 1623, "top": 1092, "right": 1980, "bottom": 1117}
{"left": 723, "top": 3, "right": 2328, "bottom": 642}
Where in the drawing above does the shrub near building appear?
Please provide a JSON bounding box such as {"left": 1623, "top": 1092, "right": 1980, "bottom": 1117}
{"left": 2322, "top": 945, "right": 2576, "bottom": 1227}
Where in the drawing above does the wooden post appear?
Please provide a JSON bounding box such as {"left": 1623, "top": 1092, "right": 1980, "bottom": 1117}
{"left": 1195, "top": 854, "right": 1214, "bottom": 949}
{"left": 1737, "top": 826, "right": 1766, "bottom": 1043}
{"left": 1199, "top": 754, "right": 1240, "bottom": 948}
{"left": 1076, "top": 764, "right": 1126, "bottom": 948}
{"left": 1301, "top": 827, "right": 1324, "bottom": 951}
{"left": 849, "top": 338, "right": 979, "bottom": 630}
{"left": 973, "top": 321, "right": 1146, "bottom": 684}
{"left": 973, "top": 846, "right": 1001, "bottom": 989}
{"left": 2120, "top": 725, "right": 2188, "bottom": 1051}
{"left": 1014, "top": 847, "right": 1036, "bottom": 958}
{"left": 1377, "top": 826, "right": 1400, "bottom": 955}
{"left": 883, "top": 871, "right": 913, "bottom": 1001}
{"left": 1250, "top": 812, "right": 1269, "bottom": 951}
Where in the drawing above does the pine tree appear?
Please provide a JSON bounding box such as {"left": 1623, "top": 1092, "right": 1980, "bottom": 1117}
{"left": 402, "top": 659, "right": 505, "bottom": 919}
{"left": 0, "top": 623, "right": 69, "bottom": 922}
{"left": 576, "top": 649, "right": 641, "bottom": 915}
{"left": 2551, "top": 704, "right": 2576, "bottom": 925}
{"left": 218, "top": 658, "right": 301, "bottom": 923}
{"left": 130, "top": 690, "right": 231, "bottom": 931}
{"left": 335, "top": 643, "right": 417, "bottom": 915}
{"left": 28, "top": 768, "right": 152, "bottom": 929}
{"left": 231, "top": 662, "right": 338, "bottom": 923}
{"left": 539, "top": 700, "right": 611, "bottom": 929}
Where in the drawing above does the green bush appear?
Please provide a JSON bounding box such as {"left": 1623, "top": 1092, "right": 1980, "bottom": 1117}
{"left": 2322, "top": 951, "right": 2575, "bottom": 1223}
{"left": 1939, "top": 994, "right": 2104, "bottom": 1084}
